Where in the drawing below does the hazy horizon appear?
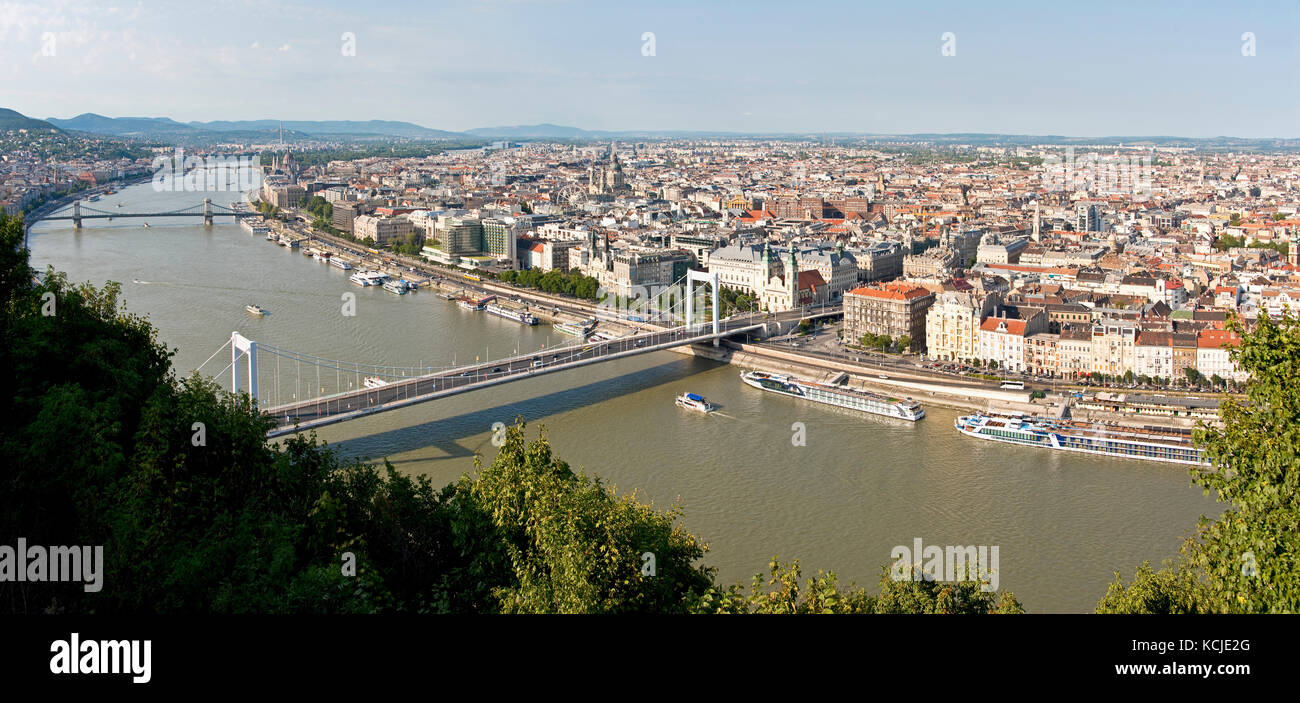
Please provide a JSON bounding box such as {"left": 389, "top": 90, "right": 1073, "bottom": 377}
{"left": 4, "top": 0, "right": 1298, "bottom": 139}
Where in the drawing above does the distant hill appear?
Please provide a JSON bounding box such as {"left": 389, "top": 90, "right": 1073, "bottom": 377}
{"left": 0, "top": 108, "right": 61, "bottom": 132}
{"left": 44, "top": 114, "right": 467, "bottom": 141}
{"left": 191, "top": 119, "right": 467, "bottom": 139}
{"left": 467, "top": 123, "right": 594, "bottom": 139}
{"left": 46, "top": 113, "right": 204, "bottom": 137}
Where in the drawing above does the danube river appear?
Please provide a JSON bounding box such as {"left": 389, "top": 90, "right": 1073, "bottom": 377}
{"left": 27, "top": 181, "right": 1222, "bottom": 612}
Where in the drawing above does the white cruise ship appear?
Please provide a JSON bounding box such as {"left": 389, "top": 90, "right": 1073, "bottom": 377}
{"left": 485, "top": 302, "right": 538, "bottom": 325}
{"left": 330, "top": 257, "right": 353, "bottom": 271}
{"left": 740, "top": 371, "right": 924, "bottom": 421}
{"left": 349, "top": 271, "right": 388, "bottom": 287}
{"left": 953, "top": 412, "right": 1207, "bottom": 466}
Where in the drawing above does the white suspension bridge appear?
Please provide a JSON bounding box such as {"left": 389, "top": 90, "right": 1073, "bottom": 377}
{"left": 191, "top": 270, "right": 841, "bottom": 438}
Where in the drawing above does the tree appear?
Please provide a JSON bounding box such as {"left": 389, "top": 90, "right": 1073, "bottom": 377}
{"left": 446, "top": 421, "right": 715, "bottom": 613}
{"left": 1098, "top": 311, "right": 1300, "bottom": 613}
{"left": 897, "top": 334, "right": 912, "bottom": 352}
{"left": 692, "top": 560, "right": 1022, "bottom": 614}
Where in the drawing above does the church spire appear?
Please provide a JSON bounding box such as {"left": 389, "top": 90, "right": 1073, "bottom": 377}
{"left": 787, "top": 246, "right": 798, "bottom": 305}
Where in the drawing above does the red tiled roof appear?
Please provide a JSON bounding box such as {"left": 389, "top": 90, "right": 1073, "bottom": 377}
{"left": 847, "top": 282, "right": 931, "bottom": 301}
{"left": 1197, "top": 329, "right": 1240, "bottom": 349}
{"left": 981, "top": 317, "right": 1028, "bottom": 336}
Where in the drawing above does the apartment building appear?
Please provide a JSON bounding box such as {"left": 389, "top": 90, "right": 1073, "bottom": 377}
{"left": 1024, "top": 333, "right": 1060, "bottom": 376}
{"left": 1057, "top": 325, "right": 1093, "bottom": 378}
{"left": 1196, "top": 329, "right": 1246, "bottom": 381}
{"left": 848, "top": 242, "right": 905, "bottom": 283}
{"left": 1134, "top": 331, "right": 1175, "bottom": 381}
{"left": 978, "top": 310, "right": 1048, "bottom": 372}
{"left": 844, "top": 282, "right": 935, "bottom": 351}
{"left": 1090, "top": 319, "right": 1139, "bottom": 376}
{"left": 354, "top": 214, "right": 413, "bottom": 246}
{"left": 925, "top": 290, "right": 1000, "bottom": 362}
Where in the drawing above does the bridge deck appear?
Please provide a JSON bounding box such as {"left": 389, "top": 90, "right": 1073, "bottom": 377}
{"left": 262, "top": 320, "right": 777, "bottom": 437}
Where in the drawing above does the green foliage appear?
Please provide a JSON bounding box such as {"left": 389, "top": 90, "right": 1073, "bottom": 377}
{"left": 859, "top": 332, "right": 893, "bottom": 351}
{"left": 1099, "top": 311, "right": 1300, "bottom": 613}
{"left": 452, "top": 422, "right": 714, "bottom": 613}
{"left": 254, "top": 199, "right": 282, "bottom": 220}
{"left": 503, "top": 267, "right": 600, "bottom": 301}
{"left": 301, "top": 195, "right": 331, "bottom": 221}
{"left": 390, "top": 231, "right": 425, "bottom": 256}
{"left": 692, "top": 560, "right": 1022, "bottom": 614}
{"left": 1213, "top": 232, "right": 1290, "bottom": 256}
{"left": 718, "top": 286, "right": 757, "bottom": 316}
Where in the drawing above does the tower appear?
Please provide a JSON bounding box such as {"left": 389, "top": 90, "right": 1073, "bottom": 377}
{"left": 1290, "top": 225, "right": 1298, "bottom": 267}
{"left": 1032, "top": 200, "right": 1041, "bottom": 242}
{"left": 787, "top": 247, "right": 798, "bottom": 307}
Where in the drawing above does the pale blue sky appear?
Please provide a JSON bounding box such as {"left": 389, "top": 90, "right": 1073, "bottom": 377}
{"left": 4, "top": 0, "right": 1297, "bottom": 137}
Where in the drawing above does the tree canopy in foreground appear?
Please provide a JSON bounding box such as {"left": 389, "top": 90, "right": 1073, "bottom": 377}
{"left": 1097, "top": 311, "right": 1300, "bottom": 613}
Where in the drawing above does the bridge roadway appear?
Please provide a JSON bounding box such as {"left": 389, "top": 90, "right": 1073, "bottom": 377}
{"left": 263, "top": 307, "right": 840, "bottom": 438}
{"left": 40, "top": 213, "right": 253, "bottom": 221}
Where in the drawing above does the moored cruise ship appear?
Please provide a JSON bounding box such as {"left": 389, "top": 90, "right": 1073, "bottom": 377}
{"left": 740, "top": 371, "right": 925, "bottom": 421}
{"left": 349, "top": 271, "right": 388, "bottom": 286}
{"left": 952, "top": 412, "right": 1208, "bottom": 466}
{"left": 554, "top": 320, "right": 594, "bottom": 337}
{"left": 329, "top": 257, "right": 353, "bottom": 271}
{"left": 485, "top": 302, "right": 538, "bottom": 325}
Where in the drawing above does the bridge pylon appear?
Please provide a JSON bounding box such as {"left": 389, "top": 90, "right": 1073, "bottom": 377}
{"left": 683, "top": 269, "right": 720, "bottom": 346}
{"left": 203, "top": 198, "right": 213, "bottom": 226}
{"left": 231, "top": 331, "right": 259, "bottom": 403}
{"left": 73, "top": 200, "right": 82, "bottom": 229}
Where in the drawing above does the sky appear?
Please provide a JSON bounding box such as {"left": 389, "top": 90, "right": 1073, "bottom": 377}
{"left": 2, "top": 0, "right": 1298, "bottom": 137}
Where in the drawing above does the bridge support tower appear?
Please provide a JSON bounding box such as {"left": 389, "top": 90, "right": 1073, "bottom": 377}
{"left": 203, "top": 197, "right": 214, "bottom": 226}
{"left": 683, "top": 269, "right": 720, "bottom": 347}
{"left": 231, "top": 331, "right": 259, "bottom": 403}
{"left": 73, "top": 200, "right": 82, "bottom": 229}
